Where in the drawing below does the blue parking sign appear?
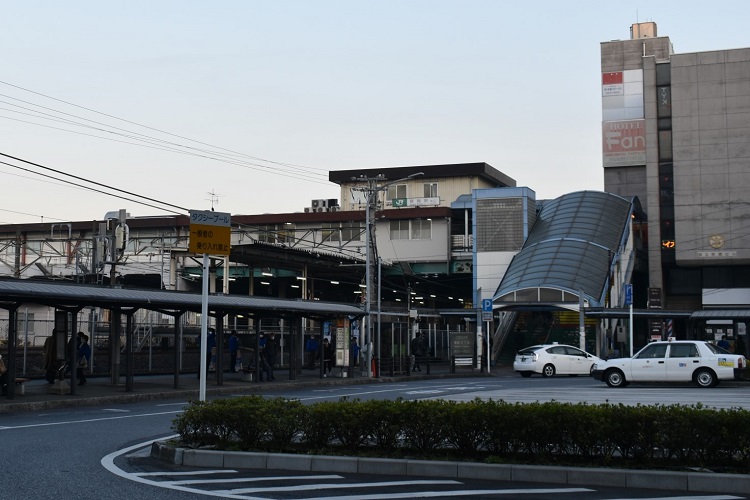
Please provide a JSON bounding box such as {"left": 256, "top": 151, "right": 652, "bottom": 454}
{"left": 482, "top": 299, "right": 493, "bottom": 312}
{"left": 624, "top": 284, "right": 633, "bottom": 306}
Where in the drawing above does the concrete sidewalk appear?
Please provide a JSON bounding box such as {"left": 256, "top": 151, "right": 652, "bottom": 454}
{"left": 1, "top": 361, "right": 490, "bottom": 414}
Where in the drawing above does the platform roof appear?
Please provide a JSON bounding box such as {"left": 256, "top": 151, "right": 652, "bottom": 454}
{"left": 0, "top": 278, "right": 364, "bottom": 319}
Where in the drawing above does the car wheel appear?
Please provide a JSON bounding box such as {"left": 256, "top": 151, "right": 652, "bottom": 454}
{"left": 519, "top": 371, "right": 532, "bottom": 378}
{"left": 694, "top": 368, "right": 717, "bottom": 388}
{"left": 605, "top": 369, "right": 625, "bottom": 388}
{"left": 542, "top": 364, "right": 556, "bottom": 377}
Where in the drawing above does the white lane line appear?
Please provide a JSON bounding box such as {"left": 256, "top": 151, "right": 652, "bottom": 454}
{"left": 171, "top": 474, "right": 342, "bottom": 486}
{"left": 301, "top": 382, "right": 493, "bottom": 401}
{"left": 309, "top": 487, "right": 593, "bottom": 499}
{"left": 156, "top": 402, "right": 190, "bottom": 407}
{"left": 102, "top": 409, "right": 131, "bottom": 412}
{"left": 0, "top": 410, "right": 182, "bottom": 430}
{"left": 607, "top": 496, "right": 743, "bottom": 500}
{"left": 135, "top": 470, "right": 237, "bottom": 477}
{"left": 216, "top": 479, "right": 461, "bottom": 495}
{"left": 101, "top": 435, "right": 268, "bottom": 500}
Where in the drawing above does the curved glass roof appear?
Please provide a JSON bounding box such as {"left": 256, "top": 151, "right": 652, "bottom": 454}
{"left": 493, "top": 191, "right": 633, "bottom": 308}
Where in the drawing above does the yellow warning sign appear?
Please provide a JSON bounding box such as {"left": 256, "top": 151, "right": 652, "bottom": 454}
{"left": 189, "top": 210, "right": 231, "bottom": 255}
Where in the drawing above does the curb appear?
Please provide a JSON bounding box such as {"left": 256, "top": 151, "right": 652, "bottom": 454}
{"left": 150, "top": 441, "right": 750, "bottom": 495}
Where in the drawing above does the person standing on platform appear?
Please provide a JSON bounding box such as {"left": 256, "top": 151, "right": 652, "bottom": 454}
{"left": 77, "top": 334, "right": 91, "bottom": 386}
{"left": 228, "top": 331, "right": 239, "bottom": 372}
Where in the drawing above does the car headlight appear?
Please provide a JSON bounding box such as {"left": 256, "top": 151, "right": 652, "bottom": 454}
{"left": 592, "top": 363, "right": 598, "bottom": 370}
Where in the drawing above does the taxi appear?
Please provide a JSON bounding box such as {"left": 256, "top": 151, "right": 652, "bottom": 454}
{"left": 591, "top": 339, "right": 746, "bottom": 388}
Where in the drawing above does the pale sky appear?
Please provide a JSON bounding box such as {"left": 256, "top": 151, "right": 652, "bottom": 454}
{"left": 2, "top": 1, "right": 749, "bottom": 224}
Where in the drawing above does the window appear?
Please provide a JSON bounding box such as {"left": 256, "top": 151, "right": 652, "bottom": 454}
{"left": 324, "top": 222, "right": 362, "bottom": 242}
{"left": 390, "top": 220, "right": 409, "bottom": 240}
{"left": 411, "top": 219, "right": 432, "bottom": 240}
{"left": 423, "top": 182, "right": 438, "bottom": 198}
{"left": 564, "top": 346, "right": 587, "bottom": 357}
{"left": 278, "top": 224, "right": 296, "bottom": 244}
{"left": 669, "top": 344, "right": 699, "bottom": 358}
{"left": 386, "top": 184, "right": 407, "bottom": 201}
{"left": 255, "top": 224, "right": 295, "bottom": 244}
{"left": 636, "top": 344, "right": 668, "bottom": 359}
{"left": 390, "top": 220, "right": 432, "bottom": 240}
{"left": 322, "top": 222, "right": 339, "bottom": 242}
{"left": 340, "top": 221, "right": 363, "bottom": 242}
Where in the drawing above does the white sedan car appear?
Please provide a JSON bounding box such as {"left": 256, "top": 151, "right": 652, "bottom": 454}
{"left": 591, "top": 340, "right": 746, "bottom": 388}
{"left": 513, "top": 344, "right": 603, "bottom": 377}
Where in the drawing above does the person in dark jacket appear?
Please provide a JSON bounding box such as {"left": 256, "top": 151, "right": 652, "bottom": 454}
{"left": 228, "top": 331, "right": 239, "bottom": 372}
{"left": 77, "top": 334, "right": 92, "bottom": 386}
{"left": 411, "top": 332, "right": 426, "bottom": 372}
{"left": 322, "top": 337, "right": 334, "bottom": 377}
{"left": 263, "top": 333, "right": 277, "bottom": 381}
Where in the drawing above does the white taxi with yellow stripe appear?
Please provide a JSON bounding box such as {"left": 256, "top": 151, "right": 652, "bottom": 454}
{"left": 591, "top": 340, "right": 746, "bottom": 388}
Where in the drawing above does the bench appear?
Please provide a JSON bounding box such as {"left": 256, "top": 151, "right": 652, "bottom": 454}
{"left": 14, "top": 378, "right": 30, "bottom": 395}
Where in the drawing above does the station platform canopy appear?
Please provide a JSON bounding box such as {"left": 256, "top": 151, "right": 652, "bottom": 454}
{"left": 493, "top": 191, "right": 635, "bottom": 310}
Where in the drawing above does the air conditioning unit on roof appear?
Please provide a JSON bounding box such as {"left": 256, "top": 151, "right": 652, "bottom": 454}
{"left": 304, "top": 207, "right": 312, "bottom": 213}
{"left": 311, "top": 199, "right": 320, "bottom": 208}
{"left": 329, "top": 206, "right": 341, "bottom": 212}
{"left": 312, "top": 199, "right": 328, "bottom": 208}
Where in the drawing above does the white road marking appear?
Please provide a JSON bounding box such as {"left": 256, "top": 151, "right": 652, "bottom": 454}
{"left": 136, "top": 470, "right": 237, "bottom": 477}
{"left": 171, "top": 474, "right": 342, "bottom": 486}
{"left": 215, "top": 479, "right": 461, "bottom": 495}
{"left": 301, "top": 382, "right": 493, "bottom": 401}
{"left": 0, "top": 410, "right": 182, "bottom": 430}
{"left": 102, "top": 435, "right": 270, "bottom": 499}
{"left": 310, "top": 487, "right": 594, "bottom": 499}
{"left": 606, "top": 496, "right": 742, "bottom": 500}
{"left": 102, "top": 408, "right": 131, "bottom": 412}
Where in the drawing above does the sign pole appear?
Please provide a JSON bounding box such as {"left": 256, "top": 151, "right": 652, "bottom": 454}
{"left": 485, "top": 319, "right": 491, "bottom": 374}
{"left": 199, "top": 253, "right": 209, "bottom": 401}
{"left": 189, "top": 209, "right": 232, "bottom": 401}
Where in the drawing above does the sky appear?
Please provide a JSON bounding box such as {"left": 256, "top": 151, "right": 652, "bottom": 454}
{"left": 1, "top": 1, "right": 749, "bottom": 224}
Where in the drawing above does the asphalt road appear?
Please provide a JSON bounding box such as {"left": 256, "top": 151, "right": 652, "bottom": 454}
{"left": 1, "top": 374, "right": 748, "bottom": 499}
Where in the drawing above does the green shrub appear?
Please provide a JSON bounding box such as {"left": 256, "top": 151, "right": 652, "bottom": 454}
{"left": 299, "top": 401, "right": 336, "bottom": 450}
{"left": 171, "top": 395, "right": 750, "bottom": 472}
{"left": 362, "top": 398, "right": 407, "bottom": 451}
{"left": 400, "top": 399, "right": 449, "bottom": 453}
{"left": 263, "top": 397, "right": 305, "bottom": 450}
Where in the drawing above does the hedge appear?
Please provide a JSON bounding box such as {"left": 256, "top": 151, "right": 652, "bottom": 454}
{"left": 172, "top": 396, "right": 750, "bottom": 472}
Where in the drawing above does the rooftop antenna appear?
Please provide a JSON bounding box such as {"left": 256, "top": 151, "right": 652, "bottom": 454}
{"left": 206, "top": 190, "right": 220, "bottom": 211}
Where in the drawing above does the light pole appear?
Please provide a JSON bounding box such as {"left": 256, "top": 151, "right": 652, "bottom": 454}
{"left": 355, "top": 172, "right": 423, "bottom": 377}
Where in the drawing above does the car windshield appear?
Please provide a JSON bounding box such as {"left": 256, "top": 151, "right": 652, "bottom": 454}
{"left": 705, "top": 342, "right": 732, "bottom": 355}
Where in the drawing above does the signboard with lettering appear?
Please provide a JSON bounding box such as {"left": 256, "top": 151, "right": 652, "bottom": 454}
{"left": 451, "top": 333, "right": 474, "bottom": 357}
{"left": 603, "top": 119, "right": 646, "bottom": 167}
{"left": 389, "top": 197, "right": 440, "bottom": 208}
{"left": 189, "top": 210, "right": 231, "bottom": 256}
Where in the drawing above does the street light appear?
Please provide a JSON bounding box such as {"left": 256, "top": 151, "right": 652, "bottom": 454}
{"left": 356, "top": 171, "right": 423, "bottom": 377}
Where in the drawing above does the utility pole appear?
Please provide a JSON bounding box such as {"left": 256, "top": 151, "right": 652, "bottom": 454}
{"left": 353, "top": 172, "right": 423, "bottom": 378}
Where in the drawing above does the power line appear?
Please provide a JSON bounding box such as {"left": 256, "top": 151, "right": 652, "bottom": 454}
{"left": 0, "top": 80, "right": 330, "bottom": 180}
{"left": 0, "top": 155, "right": 185, "bottom": 215}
